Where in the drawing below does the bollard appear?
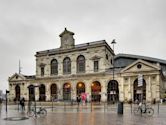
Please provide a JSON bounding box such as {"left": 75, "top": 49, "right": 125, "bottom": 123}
{"left": 130, "top": 103, "right": 132, "bottom": 114}
{"left": 52, "top": 99, "right": 53, "bottom": 112}
{"left": 91, "top": 101, "right": 92, "bottom": 112}
{"left": 158, "top": 102, "right": 159, "bottom": 114}
{"left": 104, "top": 102, "right": 106, "bottom": 113}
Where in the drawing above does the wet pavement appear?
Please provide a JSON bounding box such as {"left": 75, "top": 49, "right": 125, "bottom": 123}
{"left": 0, "top": 103, "right": 166, "bottom": 125}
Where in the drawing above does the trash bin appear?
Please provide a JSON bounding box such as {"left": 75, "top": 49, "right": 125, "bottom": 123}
{"left": 117, "top": 101, "right": 123, "bottom": 114}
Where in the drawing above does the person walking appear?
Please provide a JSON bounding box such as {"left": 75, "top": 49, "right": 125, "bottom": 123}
{"left": 77, "top": 95, "right": 81, "bottom": 105}
{"left": 20, "top": 97, "right": 25, "bottom": 112}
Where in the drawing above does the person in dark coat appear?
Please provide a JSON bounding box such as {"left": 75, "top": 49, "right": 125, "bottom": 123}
{"left": 77, "top": 95, "right": 81, "bottom": 105}
{"left": 20, "top": 97, "right": 25, "bottom": 111}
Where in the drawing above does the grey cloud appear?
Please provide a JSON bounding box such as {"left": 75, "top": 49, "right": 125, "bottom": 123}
{"left": 0, "top": 0, "right": 166, "bottom": 92}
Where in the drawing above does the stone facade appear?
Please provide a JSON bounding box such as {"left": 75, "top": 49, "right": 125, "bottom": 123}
{"left": 8, "top": 28, "right": 166, "bottom": 103}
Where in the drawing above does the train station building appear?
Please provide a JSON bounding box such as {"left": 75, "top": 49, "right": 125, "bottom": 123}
{"left": 8, "top": 28, "right": 166, "bottom": 103}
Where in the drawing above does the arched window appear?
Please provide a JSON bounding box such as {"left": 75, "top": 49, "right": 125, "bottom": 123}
{"left": 133, "top": 78, "right": 146, "bottom": 102}
{"left": 107, "top": 80, "right": 119, "bottom": 103}
{"left": 51, "top": 59, "right": 58, "bottom": 75}
{"left": 76, "top": 82, "right": 85, "bottom": 95}
{"left": 91, "top": 81, "right": 101, "bottom": 102}
{"left": 77, "top": 55, "right": 85, "bottom": 73}
{"left": 63, "top": 83, "right": 71, "bottom": 100}
{"left": 63, "top": 57, "right": 71, "bottom": 74}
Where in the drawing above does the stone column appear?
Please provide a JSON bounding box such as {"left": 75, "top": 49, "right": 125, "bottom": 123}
{"left": 57, "top": 83, "right": 63, "bottom": 100}
{"left": 128, "top": 77, "right": 132, "bottom": 101}
{"left": 147, "top": 76, "right": 152, "bottom": 102}
{"left": 119, "top": 77, "right": 124, "bottom": 102}
{"left": 58, "top": 58, "right": 63, "bottom": 75}
{"left": 101, "top": 81, "right": 107, "bottom": 102}
{"left": 25, "top": 84, "right": 29, "bottom": 101}
{"left": 46, "top": 84, "right": 50, "bottom": 101}
{"left": 86, "top": 82, "right": 91, "bottom": 101}
{"left": 71, "top": 81, "right": 76, "bottom": 101}
{"left": 156, "top": 74, "right": 160, "bottom": 102}
{"left": 71, "top": 56, "right": 76, "bottom": 74}
{"left": 35, "top": 86, "right": 39, "bottom": 101}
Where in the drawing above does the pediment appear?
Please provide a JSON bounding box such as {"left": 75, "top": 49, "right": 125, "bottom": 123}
{"left": 9, "top": 73, "right": 26, "bottom": 81}
{"left": 121, "top": 59, "right": 160, "bottom": 73}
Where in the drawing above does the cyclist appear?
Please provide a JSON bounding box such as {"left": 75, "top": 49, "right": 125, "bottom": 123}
{"left": 138, "top": 101, "right": 146, "bottom": 113}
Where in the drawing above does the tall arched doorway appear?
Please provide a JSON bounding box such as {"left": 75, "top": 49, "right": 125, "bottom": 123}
{"left": 91, "top": 81, "right": 101, "bottom": 102}
{"left": 50, "top": 84, "right": 58, "bottom": 100}
{"left": 107, "top": 80, "right": 119, "bottom": 103}
{"left": 63, "top": 83, "right": 71, "bottom": 100}
{"left": 28, "top": 85, "right": 35, "bottom": 101}
{"left": 76, "top": 82, "right": 85, "bottom": 96}
{"left": 133, "top": 79, "right": 146, "bottom": 102}
{"left": 15, "top": 85, "right": 20, "bottom": 101}
{"left": 39, "top": 84, "right": 46, "bottom": 101}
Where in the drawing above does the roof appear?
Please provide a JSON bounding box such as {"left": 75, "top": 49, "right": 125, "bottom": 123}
{"left": 36, "top": 40, "right": 114, "bottom": 57}
{"left": 59, "top": 28, "right": 74, "bottom": 37}
{"left": 115, "top": 53, "right": 166, "bottom": 65}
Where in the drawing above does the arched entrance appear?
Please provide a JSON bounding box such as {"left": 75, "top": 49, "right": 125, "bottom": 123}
{"left": 39, "top": 84, "right": 46, "bottom": 101}
{"left": 15, "top": 85, "right": 20, "bottom": 101}
{"left": 63, "top": 83, "right": 71, "bottom": 100}
{"left": 28, "top": 85, "right": 35, "bottom": 101}
{"left": 91, "top": 81, "right": 101, "bottom": 102}
{"left": 50, "top": 84, "right": 58, "bottom": 100}
{"left": 76, "top": 82, "right": 85, "bottom": 96}
{"left": 107, "top": 80, "right": 119, "bottom": 103}
{"left": 133, "top": 79, "right": 146, "bottom": 102}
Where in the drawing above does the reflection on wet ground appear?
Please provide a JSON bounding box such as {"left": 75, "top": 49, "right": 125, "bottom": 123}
{"left": 0, "top": 104, "right": 166, "bottom": 125}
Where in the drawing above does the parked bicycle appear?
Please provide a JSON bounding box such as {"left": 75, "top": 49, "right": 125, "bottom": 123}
{"left": 134, "top": 103, "right": 154, "bottom": 116}
{"left": 27, "top": 107, "right": 47, "bottom": 117}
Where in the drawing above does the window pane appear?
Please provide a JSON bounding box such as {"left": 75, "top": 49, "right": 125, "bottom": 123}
{"left": 94, "top": 61, "right": 99, "bottom": 72}
{"left": 51, "top": 59, "right": 58, "bottom": 75}
{"left": 41, "top": 67, "right": 44, "bottom": 76}
{"left": 77, "top": 55, "right": 85, "bottom": 73}
{"left": 63, "top": 57, "right": 71, "bottom": 74}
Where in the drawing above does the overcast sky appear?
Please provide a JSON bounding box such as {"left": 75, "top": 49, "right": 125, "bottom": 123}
{"left": 0, "top": 0, "right": 166, "bottom": 93}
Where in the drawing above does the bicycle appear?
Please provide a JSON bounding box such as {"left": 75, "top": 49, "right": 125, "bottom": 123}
{"left": 134, "top": 103, "right": 154, "bottom": 116}
{"left": 27, "top": 107, "right": 47, "bottom": 117}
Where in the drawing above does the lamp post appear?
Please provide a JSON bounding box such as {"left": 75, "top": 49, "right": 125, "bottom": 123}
{"left": 111, "top": 39, "right": 116, "bottom": 103}
{"left": 6, "top": 90, "right": 9, "bottom": 113}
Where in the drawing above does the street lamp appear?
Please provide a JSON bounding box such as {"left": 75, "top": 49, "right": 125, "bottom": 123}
{"left": 111, "top": 39, "right": 116, "bottom": 103}
{"left": 111, "top": 39, "right": 116, "bottom": 81}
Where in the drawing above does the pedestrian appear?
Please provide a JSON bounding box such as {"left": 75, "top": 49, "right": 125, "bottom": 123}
{"left": 77, "top": 95, "right": 81, "bottom": 105}
{"left": 20, "top": 97, "right": 25, "bottom": 111}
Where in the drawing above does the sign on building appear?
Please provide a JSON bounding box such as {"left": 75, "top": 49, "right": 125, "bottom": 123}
{"left": 138, "top": 74, "right": 143, "bottom": 87}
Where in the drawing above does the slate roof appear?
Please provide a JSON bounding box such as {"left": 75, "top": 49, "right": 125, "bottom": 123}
{"left": 115, "top": 53, "right": 166, "bottom": 64}
{"left": 36, "top": 40, "right": 114, "bottom": 57}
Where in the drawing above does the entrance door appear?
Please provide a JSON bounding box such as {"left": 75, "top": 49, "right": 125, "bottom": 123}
{"left": 15, "top": 85, "right": 20, "bottom": 101}
{"left": 39, "top": 84, "right": 46, "bottom": 101}
{"left": 63, "top": 83, "right": 71, "bottom": 100}
{"left": 133, "top": 79, "right": 146, "bottom": 102}
{"left": 28, "top": 85, "right": 35, "bottom": 101}
{"left": 91, "top": 81, "right": 101, "bottom": 102}
{"left": 107, "top": 80, "right": 119, "bottom": 103}
{"left": 50, "top": 84, "right": 58, "bottom": 100}
{"left": 76, "top": 82, "right": 85, "bottom": 96}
